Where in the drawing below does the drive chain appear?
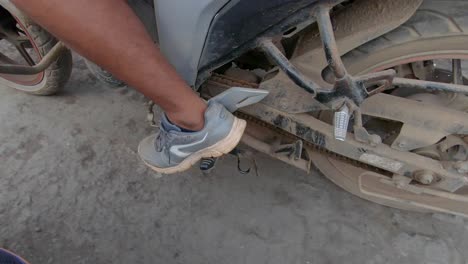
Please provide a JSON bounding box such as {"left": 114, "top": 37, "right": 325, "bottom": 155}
{"left": 207, "top": 73, "right": 387, "bottom": 174}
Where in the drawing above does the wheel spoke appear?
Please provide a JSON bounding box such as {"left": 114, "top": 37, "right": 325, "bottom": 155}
{"left": 15, "top": 43, "right": 34, "bottom": 66}
{"left": 452, "top": 59, "right": 463, "bottom": 84}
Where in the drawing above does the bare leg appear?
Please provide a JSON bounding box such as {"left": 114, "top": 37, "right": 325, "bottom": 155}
{"left": 12, "top": 0, "right": 207, "bottom": 130}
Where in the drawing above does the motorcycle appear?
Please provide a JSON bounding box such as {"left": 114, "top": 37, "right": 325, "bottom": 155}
{"left": 1, "top": 0, "right": 467, "bottom": 217}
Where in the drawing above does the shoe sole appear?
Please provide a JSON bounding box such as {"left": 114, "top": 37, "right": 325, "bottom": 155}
{"left": 142, "top": 117, "right": 247, "bottom": 174}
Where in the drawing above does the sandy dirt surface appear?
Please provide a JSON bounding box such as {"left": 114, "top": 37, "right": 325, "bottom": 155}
{"left": 1, "top": 57, "right": 468, "bottom": 264}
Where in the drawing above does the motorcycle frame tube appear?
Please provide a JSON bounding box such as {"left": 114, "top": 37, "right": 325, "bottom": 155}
{"left": 259, "top": 38, "right": 321, "bottom": 96}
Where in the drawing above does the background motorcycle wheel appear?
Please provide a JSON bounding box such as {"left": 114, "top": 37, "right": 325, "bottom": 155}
{"left": 84, "top": 59, "right": 125, "bottom": 88}
{"left": 0, "top": 0, "right": 72, "bottom": 95}
{"left": 312, "top": 0, "right": 468, "bottom": 215}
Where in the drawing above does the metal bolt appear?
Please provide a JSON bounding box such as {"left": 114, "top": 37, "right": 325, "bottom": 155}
{"left": 413, "top": 170, "right": 434, "bottom": 185}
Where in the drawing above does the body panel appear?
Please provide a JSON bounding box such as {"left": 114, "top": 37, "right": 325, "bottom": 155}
{"left": 153, "top": 0, "right": 230, "bottom": 86}
{"left": 196, "top": 0, "right": 332, "bottom": 87}
{"left": 199, "top": 0, "right": 319, "bottom": 70}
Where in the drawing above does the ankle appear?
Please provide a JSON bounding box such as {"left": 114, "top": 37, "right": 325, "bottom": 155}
{"left": 166, "top": 112, "right": 205, "bottom": 131}
{"left": 164, "top": 99, "right": 207, "bottom": 131}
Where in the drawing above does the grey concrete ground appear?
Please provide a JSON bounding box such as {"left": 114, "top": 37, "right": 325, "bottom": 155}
{"left": 1, "top": 57, "right": 468, "bottom": 264}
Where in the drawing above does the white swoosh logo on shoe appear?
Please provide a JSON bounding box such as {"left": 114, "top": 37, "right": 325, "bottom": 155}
{"left": 169, "top": 133, "right": 209, "bottom": 158}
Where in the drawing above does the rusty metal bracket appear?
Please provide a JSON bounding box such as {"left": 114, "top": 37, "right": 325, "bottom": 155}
{"left": 0, "top": 42, "right": 67, "bottom": 75}
{"left": 258, "top": 4, "right": 397, "bottom": 107}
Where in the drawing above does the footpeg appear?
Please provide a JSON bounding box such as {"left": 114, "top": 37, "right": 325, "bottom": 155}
{"left": 334, "top": 104, "right": 350, "bottom": 141}
{"left": 209, "top": 87, "right": 269, "bottom": 112}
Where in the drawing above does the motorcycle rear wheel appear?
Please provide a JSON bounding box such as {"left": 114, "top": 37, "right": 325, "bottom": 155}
{"left": 312, "top": 0, "right": 468, "bottom": 215}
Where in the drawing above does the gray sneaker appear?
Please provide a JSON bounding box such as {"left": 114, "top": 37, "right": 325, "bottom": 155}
{"left": 138, "top": 101, "right": 247, "bottom": 174}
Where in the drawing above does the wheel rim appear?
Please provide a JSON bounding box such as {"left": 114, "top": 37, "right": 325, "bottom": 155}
{"left": 0, "top": 12, "right": 44, "bottom": 86}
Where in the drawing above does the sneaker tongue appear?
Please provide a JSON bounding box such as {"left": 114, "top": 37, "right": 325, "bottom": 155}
{"left": 161, "top": 114, "right": 182, "bottom": 132}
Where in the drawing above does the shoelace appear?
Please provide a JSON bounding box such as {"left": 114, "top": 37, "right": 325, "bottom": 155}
{"left": 154, "top": 129, "right": 172, "bottom": 152}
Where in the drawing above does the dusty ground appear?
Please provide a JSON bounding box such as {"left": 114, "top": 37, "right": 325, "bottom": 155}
{"left": 1, "top": 57, "right": 468, "bottom": 264}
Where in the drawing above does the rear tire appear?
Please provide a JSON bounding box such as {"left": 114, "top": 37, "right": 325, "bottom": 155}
{"left": 0, "top": 0, "right": 72, "bottom": 95}
{"left": 342, "top": 0, "right": 468, "bottom": 74}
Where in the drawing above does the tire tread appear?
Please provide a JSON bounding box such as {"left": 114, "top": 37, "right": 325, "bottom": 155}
{"left": 348, "top": 0, "right": 468, "bottom": 58}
